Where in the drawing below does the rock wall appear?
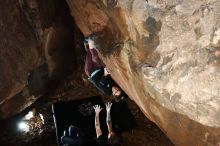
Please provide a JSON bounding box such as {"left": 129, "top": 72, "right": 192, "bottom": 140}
{"left": 0, "top": 0, "right": 83, "bottom": 119}
{"left": 0, "top": 0, "right": 42, "bottom": 117}
{"left": 66, "top": 0, "right": 220, "bottom": 145}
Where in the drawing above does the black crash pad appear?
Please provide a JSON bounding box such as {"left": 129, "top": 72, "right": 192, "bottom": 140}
{"left": 52, "top": 96, "right": 137, "bottom": 146}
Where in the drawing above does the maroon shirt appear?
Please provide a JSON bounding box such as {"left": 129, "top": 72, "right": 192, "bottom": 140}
{"left": 84, "top": 48, "right": 103, "bottom": 76}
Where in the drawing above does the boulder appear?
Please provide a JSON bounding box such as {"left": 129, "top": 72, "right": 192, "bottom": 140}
{"left": 0, "top": 0, "right": 41, "bottom": 106}
{"left": 66, "top": 0, "right": 220, "bottom": 145}
{"left": 0, "top": 0, "right": 81, "bottom": 119}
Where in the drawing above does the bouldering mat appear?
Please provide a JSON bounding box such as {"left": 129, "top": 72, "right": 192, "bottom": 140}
{"left": 52, "top": 96, "right": 137, "bottom": 146}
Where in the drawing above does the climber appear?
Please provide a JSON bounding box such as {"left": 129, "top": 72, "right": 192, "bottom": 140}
{"left": 84, "top": 34, "right": 104, "bottom": 77}
{"left": 93, "top": 102, "right": 121, "bottom": 146}
{"left": 84, "top": 35, "right": 126, "bottom": 101}
{"left": 89, "top": 67, "right": 127, "bottom": 102}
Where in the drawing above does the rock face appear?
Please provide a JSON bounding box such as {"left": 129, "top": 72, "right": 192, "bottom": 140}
{"left": 66, "top": 0, "right": 220, "bottom": 145}
{"left": 0, "top": 0, "right": 42, "bottom": 117}
{"left": 0, "top": 0, "right": 82, "bottom": 119}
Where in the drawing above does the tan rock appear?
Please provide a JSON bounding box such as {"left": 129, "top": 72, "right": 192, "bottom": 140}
{"left": 66, "top": 0, "right": 220, "bottom": 145}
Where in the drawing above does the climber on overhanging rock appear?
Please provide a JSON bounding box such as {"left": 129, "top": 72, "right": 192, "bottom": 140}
{"left": 84, "top": 34, "right": 104, "bottom": 77}
{"left": 84, "top": 35, "right": 127, "bottom": 102}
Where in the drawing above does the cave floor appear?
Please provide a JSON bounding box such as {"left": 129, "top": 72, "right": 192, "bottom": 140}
{"left": 0, "top": 78, "right": 174, "bottom": 146}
